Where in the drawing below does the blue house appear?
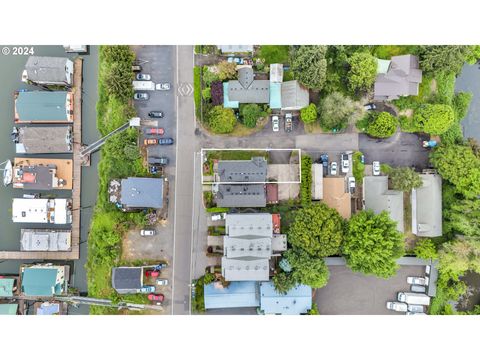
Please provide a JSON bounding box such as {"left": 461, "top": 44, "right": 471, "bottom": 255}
{"left": 260, "top": 281, "right": 312, "bottom": 315}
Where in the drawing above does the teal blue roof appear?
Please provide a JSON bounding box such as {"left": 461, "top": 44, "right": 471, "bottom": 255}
{"left": 223, "top": 82, "right": 239, "bottom": 108}
{"left": 260, "top": 281, "right": 312, "bottom": 315}
{"left": 269, "top": 82, "right": 282, "bottom": 109}
{"left": 0, "top": 278, "right": 15, "bottom": 297}
{"left": 22, "top": 268, "right": 61, "bottom": 296}
{"left": 16, "top": 91, "right": 69, "bottom": 122}
{"left": 204, "top": 281, "right": 259, "bottom": 309}
{"left": 0, "top": 304, "right": 18, "bottom": 315}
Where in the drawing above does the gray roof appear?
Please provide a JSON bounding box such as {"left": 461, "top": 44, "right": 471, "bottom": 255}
{"left": 13, "top": 164, "right": 58, "bottom": 190}
{"left": 224, "top": 236, "right": 272, "bottom": 258}
{"left": 222, "top": 257, "right": 270, "bottom": 281}
{"left": 374, "top": 55, "right": 422, "bottom": 101}
{"left": 24, "top": 56, "right": 73, "bottom": 85}
{"left": 363, "top": 176, "right": 404, "bottom": 232}
{"left": 228, "top": 67, "right": 270, "bottom": 103}
{"left": 216, "top": 184, "right": 266, "bottom": 208}
{"left": 218, "top": 45, "right": 253, "bottom": 53}
{"left": 226, "top": 213, "right": 273, "bottom": 238}
{"left": 411, "top": 174, "right": 442, "bottom": 237}
{"left": 218, "top": 157, "right": 267, "bottom": 182}
{"left": 112, "top": 267, "right": 143, "bottom": 294}
{"left": 270, "top": 63, "right": 284, "bottom": 83}
{"left": 120, "top": 177, "right": 164, "bottom": 209}
{"left": 15, "top": 91, "right": 71, "bottom": 122}
{"left": 281, "top": 80, "right": 309, "bottom": 110}
{"left": 16, "top": 126, "right": 72, "bottom": 154}
{"left": 20, "top": 229, "right": 71, "bottom": 251}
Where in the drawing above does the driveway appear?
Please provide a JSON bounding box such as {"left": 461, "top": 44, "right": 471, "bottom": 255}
{"left": 359, "top": 132, "right": 430, "bottom": 171}
{"left": 315, "top": 265, "right": 426, "bottom": 315}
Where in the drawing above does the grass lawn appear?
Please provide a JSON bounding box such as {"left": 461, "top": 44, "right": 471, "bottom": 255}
{"left": 206, "top": 149, "right": 267, "bottom": 161}
{"left": 304, "top": 120, "right": 326, "bottom": 134}
{"left": 371, "top": 45, "right": 420, "bottom": 59}
{"left": 259, "top": 45, "right": 290, "bottom": 65}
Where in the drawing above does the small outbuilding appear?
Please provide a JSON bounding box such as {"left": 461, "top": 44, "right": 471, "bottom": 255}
{"left": 112, "top": 267, "right": 143, "bottom": 294}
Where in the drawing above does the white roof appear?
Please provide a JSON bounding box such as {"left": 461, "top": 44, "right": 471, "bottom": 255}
{"left": 12, "top": 198, "right": 49, "bottom": 223}
{"left": 222, "top": 258, "right": 270, "bottom": 281}
{"left": 225, "top": 213, "right": 273, "bottom": 238}
{"left": 312, "top": 164, "right": 323, "bottom": 200}
{"left": 53, "top": 199, "right": 69, "bottom": 224}
{"left": 224, "top": 236, "right": 272, "bottom": 259}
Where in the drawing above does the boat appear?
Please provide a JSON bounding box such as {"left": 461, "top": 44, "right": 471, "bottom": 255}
{"left": 3, "top": 160, "right": 12, "bottom": 186}
{"left": 11, "top": 127, "right": 19, "bottom": 143}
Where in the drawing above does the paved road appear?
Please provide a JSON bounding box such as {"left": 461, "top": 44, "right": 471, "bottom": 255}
{"left": 359, "top": 131, "right": 430, "bottom": 170}
{"left": 456, "top": 63, "right": 480, "bottom": 141}
{"left": 172, "top": 46, "right": 196, "bottom": 315}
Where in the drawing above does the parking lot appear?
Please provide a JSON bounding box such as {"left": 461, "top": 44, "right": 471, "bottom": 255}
{"left": 315, "top": 265, "right": 426, "bottom": 315}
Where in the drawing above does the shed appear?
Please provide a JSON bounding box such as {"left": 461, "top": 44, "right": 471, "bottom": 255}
{"left": 281, "top": 80, "right": 309, "bottom": 110}
{"left": 266, "top": 183, "right": 279, "bottom": 204}
{"left": 112, "top": 267, "right": 143, "bottom": 294}
{"left": 204, "top": 281, "right": 260, "bottom": 309}
{"left": 260, "top": 281, "right": 312, "bottom": 315}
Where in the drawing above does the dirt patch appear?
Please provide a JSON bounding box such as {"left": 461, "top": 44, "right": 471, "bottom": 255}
{"left": 430, "top": 78, "right": 437, "bottom": 93}
{"left": 399, "top": 109, "right": 414, "bottom": 117}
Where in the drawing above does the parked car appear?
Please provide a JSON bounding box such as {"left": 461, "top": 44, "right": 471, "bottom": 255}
{"left": 284, "top": 113, "right": 293, "bottom": 132}
{"left": 411, "top": 285, "right": 427, "bottom": 293}
{"left": 140, "top": 229, "right": 156, "bottom": 236}
{"left": 330, "top": 162, "right": 338, "bottom": 176}
{"left": 386, "top": 301, "right": 408, "bottom": 312}
{"left": 397, "top": 292, "right": 431, "bottom": 306}
{"left": 132, "top": 64, "right": 142, "bottom": 72}
{"left": 211, "top": 213, "right": 226, "bottom": 221}
{"left": 348, "top": 176, "right": 356, "bottom": 193}
{"left": 153, "top": 263, "right": 168, "bottom": 271}
{"left": 407, "top": 276, "right": 429, "bottom": 286}
{"left": 272, "top": 116, "right": 280, "bottom": 132}
{"left": 156, "top": 278, "right": 169, "bottom": 286}
{"left": 148, "top": 156, "right": 169, "bottom": 165}
{"left": 146, "top": 127, "right": 165, "bottom": 135}
{"left": 156, "top": 82, "right": 171, "bottom": 91}
{"left": 364, "top": 103, "right": 377, "bottom": 111}
{"left": 227, "top": 56, "right": 244, "bottom": 65}
{"left": 406, "top": 311, "right": 426, "bottom": 315}
{"left": 149, "top": 165, "right": 162, "bottom": 175}
{"left": 372, "top": 161, "right": 381, "bottom": 176}
{"left": 158, "top": 138, "right": 174, "bottom": 145}
{"left": 136, "top": 73, "right": 151, "bottom": 81}
{"left": 145, "top": 270, "right": 160, "bottom": 278}
{"left": 144, "top": 138, "right": 159, "bottom": 146}
{"left": 147, "top": 293, "right": 165, "bottom": 302}
{"left": 134, "top": 92, "right": 149, "bottom": 101}
{"left": 407, "top": 304, "right": 425, "bottom": 313}
{"left": 139, "top": 285, "right": 156, "bottom": 293}
{"left": 320, "top": 154, "right": 329, "bottom": 172}
{"left": 148, "top": 111, "right": 164, "bottom": 118}
{"left": 341, "top": 154, "right": 349, "bottom": 173}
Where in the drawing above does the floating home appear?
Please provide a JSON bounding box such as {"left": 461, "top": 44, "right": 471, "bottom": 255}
{"left": 13, "top": 158, "right": 72, "bottom": 190}
{"left": 14, "top": 90, "right": 74, "bottom": 124}
{"left": 12, "top": 198, "right": 72, "bottom": 224}
{"left": 20, "top": 229, "right": 72, "bottom": 252}
{"left": 22, "top": 56, "right": 74, "bottom": 87}
{"left": 12, "top": 126, "right": 72, "bottom": 154}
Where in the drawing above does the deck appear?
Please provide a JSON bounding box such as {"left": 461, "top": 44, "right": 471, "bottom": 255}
{"left": 0, "top": 58, "right": 83, "bottom": 260}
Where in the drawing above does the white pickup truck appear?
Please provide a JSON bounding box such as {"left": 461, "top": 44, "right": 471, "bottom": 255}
{"left": 133, "top": 80, "right": 155, "bottom": 91}
{"left": 397, "top": 292, "right": 430, "bottom": 306}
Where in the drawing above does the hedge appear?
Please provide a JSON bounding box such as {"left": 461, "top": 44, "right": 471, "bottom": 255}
{"left": 301, "top": 155, "right": 312, "bottom": 207}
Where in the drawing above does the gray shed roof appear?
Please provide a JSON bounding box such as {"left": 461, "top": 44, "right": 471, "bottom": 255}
{"left": 216, "top": 184, "right": 266, "bottom": 208}
{"left": 363, "top": 176, "right": 404, "bottom": 232}
{"left": 374, "top": 55, "right": 422, "bottom": 101}
{"left": 24, "top": 56, "right": 72, "bottom": 84}
{"left": 281, "top": 80, "right": 309, "bottom": 110}
{"left": 228, "top": 67, "right": 270, "bottom": 103}
{"left": 120, "top": 177, "right": 164, "bottom": 209}
{"left": 112, "top": 267, "right": 143, "bottom": 294}
{"left": 411, "top": 174, "right": 442, "bottom": 237}
{"left": 222, "top": 257, "right": 270, "bottom": 281}
{"left": 218, "top": 157, "right": 267, "bottom": 182}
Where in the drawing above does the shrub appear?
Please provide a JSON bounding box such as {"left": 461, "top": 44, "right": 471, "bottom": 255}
{"left": 347, "top": 52, "right": 377, "bottom": 92}
{"left": 441, "top": 123, "right": 463, "bottom": 145}
{"left": 217, "top": 61, "right": 237, "bottom": 81}
{"left": 291, "top": 45, "right": 328, "bottom": 90}
{"left": 207, "top": 106, "right": 236, "bottom": 134}
{"left": 240, "top": 104, "right": 265, "bottom": 128}
{"left": 413, "top": 104, "right": 454, "bottom": 135}
{"left": 367, "top": 112, "right": 397, "bottom": 138}
{"left": 319, "top": 92, "right": 358, "bottom": 131}
{"left": 300, "top": 155, "right": 312, "bottom": 206}
{"left": 205, "top": 207, "right": 230, "bottom": 213}
{"left": 202, "top": 66, "right": 220, "bottom": 86}
{"left": 202, "top": 87, "right": 211, "bottom": 101}
{"left": 414, "top": 239, "right": 438, "bottom": 260}
{"left": 352, "top": 151, "right": 365, "bottom": 183}
{"left": 193, "top": 66, "right": 201, "bottom": 118}
{"left": 452, "top": 92, "right": 473, "bottom": 121}
{"left": 300, "top": 103, "right": 318, "bottom": 123}
{"left": 389, "top": 167, "right": 423, "bottom": 192}
{"left": 210, "top": 81, "right": 224, "bottom": 106}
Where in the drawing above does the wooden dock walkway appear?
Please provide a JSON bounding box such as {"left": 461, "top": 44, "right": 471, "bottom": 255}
{"left": 0, "top": 58, "right": 83, "bottom": 260}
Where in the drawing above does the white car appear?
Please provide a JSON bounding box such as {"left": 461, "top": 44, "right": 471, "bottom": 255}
{"left": 341, "top": 154, "right": 349, "bottom": 173}
{"left": 330, "top": 162, "right": 338, "bottom": 176}
{"left": 372, "top": 161, "right": 381, "bottom": 176}
{"left": 211, "top": 213, "right": 226, "bottom": 221}
{"left": 407, "top": 304, "right": 424, "bottom": 313}
{"left": 407, "top": 276, "right": 429, "bottom": 286}
{"left": 410, "top": 285, "right": 426, "bottom": 293}
{"left": 156, "top": 278, "right": 169, "bottom": 286}
{"left": 406, "top": 311, "right": 426, "bottom": 315}
{"left": 156, "top": 82, "right": 171, "bottom": 91}
{"left": 386, "top": 301, "right": 408, "bottom": 312}
{"left": 272, "top": 116, "right": 280, "bottom": 132}
{"left": 140, "top": 229, "right": 156, "bottom": 236}
{"left": 348, "top": 176, "right": 356, "bottom": 193}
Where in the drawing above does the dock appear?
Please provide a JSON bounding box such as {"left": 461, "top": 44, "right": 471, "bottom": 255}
{"left": 0, "top": 58, "right": 83, "bottom": 260}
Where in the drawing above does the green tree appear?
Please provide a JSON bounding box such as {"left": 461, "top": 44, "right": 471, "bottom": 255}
{"left": 439, "top": 237, "right": 480, "bottom": 277}
{"left": 300, "top": 103, "right": 318, "bottom": 123}
{"left": 217, "top": 60, "right": 237, "bottom": 81}
{"left": 291, "top": 45, "right": 328, "bottom": 90}
{"left": 318, "top": 92, "right": 359, "bottom": 130}
{"left": 288, "top": 203, "right": 345, "bottom": 257}
{"left": 103, "top": 62, "right": 134, "bottom": 102}
{"left": 430, "top": 143, "right": 480, "bottom": 199}
{"left": 343, "top": 210, "right": 404, "bottom": 278}
{"left": 240, "top": 104, "right": 265, "bottom": 128}
{"left": 413, "top": 104, "right": 454, "bottom": 135}
{"left": 389, "top": 167, "right": 423, "bottom": 192}
{"left": 347, "top": 52, "right": 377, "bottom": 92}
{"left": 367, "top": 112, "right": 397, "bottom": 138}
{"left": 207, "top": 106, "right": 237, "bottom": 134}
{"left": 300, "top": 155, "right": 312, "bottom": 207}
{"left": 202, "top": 66, "right": 220, "bottom": 86}
{"left": 202, "top": 88, "right": 211, "bottom": 101}
{"left": 272, "top": 271, "right": 297, "bottom": 294}
{"left": 284, "top": 249, "right": 330, "bottom": 288}
{"left": 444, "top": 198, "right": 480, "bottom": 237}
{"left": 452, "top": 92, "right": 473, "bottom": 121}
{"left": 414, "top": 238, "right": 438, "bottom": 260}
{"left": 465, "top": 45, "right": 480, "bottom": 64}
{"left": 419, "top": 46, "right": 472, "bottom": 74}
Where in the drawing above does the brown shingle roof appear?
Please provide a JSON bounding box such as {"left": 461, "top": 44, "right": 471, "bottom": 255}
{"left": 322, "top": 177, "right": 351, "bottom": 219}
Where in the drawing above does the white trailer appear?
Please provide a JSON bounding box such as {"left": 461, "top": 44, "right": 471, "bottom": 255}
{"left": 397, "top": 292, "right": 430, "bottom": 306}
{"left": 132, "top": 81, "right": 155, "bottom": 91}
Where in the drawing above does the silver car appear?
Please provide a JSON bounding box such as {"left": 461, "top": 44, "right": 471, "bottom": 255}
{"left": 386, "top": 301, "right": 408, "bottom": 312}
{"left": 407, "top": 304, "right": 424, "bottom": 313}
{"left": 411, "top": 285, "right": 426, "bottom": 293}
{"left": 156, "top": 278, "right": 169, "bottom": 286}
{"left": 372, "top": 161, "right": 381, "bottom": 176}
{"left": 407, "top": 276, "right": 428, "bottom": 286}
{"left": 136, "top": 73, "right": 151, "bottom": 81}
{"left": 272, "top": 116, "right": 280, "bottom": 132}
{"left": 330, "top": 162, "right": 338, "bottom": 176}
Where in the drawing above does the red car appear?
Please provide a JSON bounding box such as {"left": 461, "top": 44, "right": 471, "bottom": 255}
{"left": 147, "top": 128, "right": 165, "bottom": 135}
{"left": 145, "top": 270, "right": 160, "bottom": 278}
{"left": 148, "top": 293, "right": 165, "bottom": 302}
